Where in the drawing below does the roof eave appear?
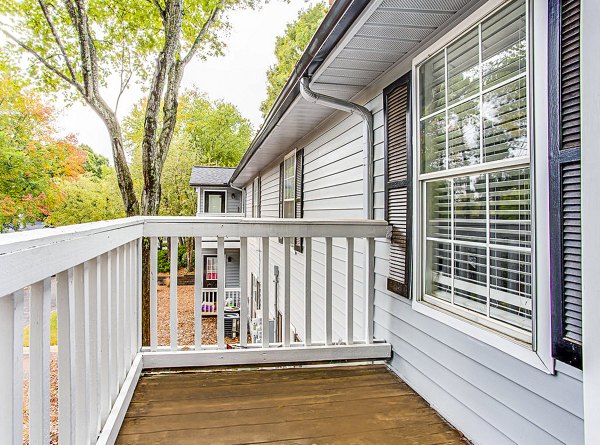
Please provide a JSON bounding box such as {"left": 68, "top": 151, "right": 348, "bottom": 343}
{"left": 230, "top": 0, "right": 372, "bottom": 187}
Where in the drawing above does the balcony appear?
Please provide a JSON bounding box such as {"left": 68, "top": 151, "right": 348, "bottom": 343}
{"left": 0, "top": 217, "right": 463, "bottom": 444}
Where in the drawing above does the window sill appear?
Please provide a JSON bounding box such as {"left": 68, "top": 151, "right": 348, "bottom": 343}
{"left": 411, "top": 299, "right": 554, "bottom": 374}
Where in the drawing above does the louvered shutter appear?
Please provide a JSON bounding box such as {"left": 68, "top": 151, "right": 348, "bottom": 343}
{"left": 294, "top": 149, "right": 304, "bottom": 252}
{"left": 384, "top": 74, "right": 411, "bottom": 298}
{"left": 549, "top": 0, "right": 582, "bottom": 369}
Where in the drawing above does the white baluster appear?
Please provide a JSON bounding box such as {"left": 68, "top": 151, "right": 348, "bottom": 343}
{"left": 261, "top": 237, "right": 270, "bottom": 348}
{"left": 57, "top": 270, "right": 76, "bottom": 445}
{"left": 283, "top": 237, "right": 291, "bottom": 347}
{"left": 304, "top": 237, "right": 312, "bottom": 347}
{"left": 240, "top": 237, "right": 248, "bottom": 348}
{"left": 98, "top": 254, "right": 111, "bottom": 427}
{"left": 169, "top": 237, "right": 178, "bottom": 350}
{"left": 118, "top": 245, "right": 126, "bottom": 382}
{"left": 29, "top": 279, "right": 51, "bottom": 445}
{"left": 346, "top": 238, "right": 354, "bottom": 346}
{"left": 109, "top": 250, "right": 118, "bottom": 403}
{"left": 0, "top": 290, "right": 24, "bottom": 444}
{"left": 73, "top": 264, "right": 90, "bottom": 444}
{"left": 325, "top": 237, "right": 333, "bottom": 346}
{"left": 364, "top": 238, "right": 375, "bottom": 344}
{"left": 194, "top": 237, "right": 203, "bottom": 350}
{"left": 149, "top": 237, "right": 158, "bottom": 351}
{"left": 217, "top": 236, "right": 225, "bottom": 349}
{"left": 85, "top": 259, "right": 99, "bottom": 440}
{"left": 137, "top": 238, "right": 143, "bottom": 352}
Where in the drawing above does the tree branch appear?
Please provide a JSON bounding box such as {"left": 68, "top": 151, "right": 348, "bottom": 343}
{"left": 0, "top": 27, "right": 84, "bottom": 95}
{"left": 37, "top": 0, "right": 79, "bottom": 85}
{"left": 182, "top": 2, "right": 224, "bottom": 66}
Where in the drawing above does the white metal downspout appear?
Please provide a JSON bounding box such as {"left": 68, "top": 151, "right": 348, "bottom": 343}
{"left": 300, "top": 77, "right": 376, "bottom": 344}
{"left": 299, "top": 77, "right": 374, "bottom": 220}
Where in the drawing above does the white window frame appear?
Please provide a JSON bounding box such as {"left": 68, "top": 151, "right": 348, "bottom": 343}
{"left": 410, "top": 0, "right": 554, "bottom": 373}
{"left": 205, "top": 255, "right": 218, "bottom": 281}
{"left": 203, "top": 189, "right": 227, "bottom": 214}
{"left": 283, "top": 150, "right": 297, "bottom": 219}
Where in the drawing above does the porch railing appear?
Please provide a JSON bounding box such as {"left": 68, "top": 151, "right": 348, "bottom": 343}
{"left": 0, "top": 216, "right": 390, "bottom": 444}
{"left": 201, "top": 287, "right": 241, "bottom": 314}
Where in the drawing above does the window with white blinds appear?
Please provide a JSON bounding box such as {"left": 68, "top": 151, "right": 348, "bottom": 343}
{"left": 417, "top": 0, "right": 532, "bottom": 340}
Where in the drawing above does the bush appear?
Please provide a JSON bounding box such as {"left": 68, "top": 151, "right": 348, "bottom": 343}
{"left": 157, "top": 243, "right": 188, "bottom": 273}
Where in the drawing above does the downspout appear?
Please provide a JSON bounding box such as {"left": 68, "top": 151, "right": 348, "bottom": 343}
{"left": 299, "top": 77, "right": 374, "bottom": 219}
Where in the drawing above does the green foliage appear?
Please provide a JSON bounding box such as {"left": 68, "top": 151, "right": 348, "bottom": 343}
{"left": 126, "top": 90, "right": 253, "bottom": 216}
{"left": 0, "top": 0, "right": 258, "bottom": 96}
{"left": 44, "top": 166, "right": 126, "bottom": 226}
{"left": 260, "top": 2, "right": 326, "bottom": 117}
{"left": 82, "top": 145, "right": 110, "bottom": 178}
{"left": 157, "top": 243, "right": 188, "bottom": 273}
{"left": 0, "top": 60, "right": 88, "bottom": 231}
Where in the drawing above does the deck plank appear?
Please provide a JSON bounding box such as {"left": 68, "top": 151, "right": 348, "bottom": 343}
{"left": 117, "top": 365, "right": 466, "bottom": 445}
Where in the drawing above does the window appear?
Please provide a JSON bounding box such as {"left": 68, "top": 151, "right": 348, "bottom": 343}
{"left": 416, "top": 0, "right": 532, "bottom": 341}
{"left": 252, "top": 177, "right": 261, "bottom": 218}
{"left": 204, "top": 256, "right": 218, "bottom": 287}
{"left": 282, "top": 153, "right": 296, "bottom": 218}
{"left": 278, "top": 149, "right": 304, "bottom": 251}
{"left": 204, "top": 191, "right": 225, "bottom": 213}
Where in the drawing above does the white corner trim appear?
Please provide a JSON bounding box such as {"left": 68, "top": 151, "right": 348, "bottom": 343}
{"left": 412, "top": 300, "right": 552, "bottom": 373}
{"left": 96, "top": 354, "right": 143, "bottom": 445}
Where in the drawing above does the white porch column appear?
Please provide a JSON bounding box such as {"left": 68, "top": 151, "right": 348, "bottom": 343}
{"left": 581, "top": 1, "right": 600, "bottom": 443}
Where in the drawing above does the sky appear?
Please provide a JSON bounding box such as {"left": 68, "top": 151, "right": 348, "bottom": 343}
{"left": 50, "top": 0, "right": 319, "bottom": 160}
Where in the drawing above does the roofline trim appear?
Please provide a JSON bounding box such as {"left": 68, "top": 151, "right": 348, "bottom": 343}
{"left": 230, "top": 0, "right": 372, "bottom": 186}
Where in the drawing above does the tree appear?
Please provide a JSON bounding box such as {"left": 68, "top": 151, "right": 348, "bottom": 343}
{"left": 260, "top": 1, "right": 326, "bottom": 117}
{"left": 125, "top": 90, "right": 252, "bottom": 217}
{"left": 0, "top": 59, "right": 87, "bottom": 231}
{"left": 1, "top": 0, "right": 258, "bottom": 218}
{"left": 45, "top": 166, "right": 125, "bottom": 226}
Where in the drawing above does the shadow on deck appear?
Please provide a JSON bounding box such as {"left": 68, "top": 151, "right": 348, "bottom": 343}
{"left": 116, "top": 364, "right": 466, "bottom": 444}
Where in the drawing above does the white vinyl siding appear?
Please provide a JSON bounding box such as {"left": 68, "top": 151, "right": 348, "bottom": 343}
{"left": 416, "top": 0, "right": 532, "bottom": 341}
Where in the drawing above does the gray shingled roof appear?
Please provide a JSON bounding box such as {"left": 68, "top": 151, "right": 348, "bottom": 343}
{"left": 189, "top": 166, "right": 235, "bottom": 186}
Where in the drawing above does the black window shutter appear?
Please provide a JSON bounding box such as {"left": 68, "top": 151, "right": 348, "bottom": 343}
{"left": 384, "top": 73, "right": 411, "bottom": 299}
{"left": 549, "top": 0, "right": 582, "bottom": 369}
{"left": 294, "top": 149, "right": 304, "bottom": 252}
{"left": 278, "top": 162, "right": 284, "bottom": 243}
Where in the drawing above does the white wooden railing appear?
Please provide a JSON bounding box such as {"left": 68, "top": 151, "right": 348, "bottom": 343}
{"left": 201, "top": 287, "right": 241, "bottom": 314}
{"left": 0, "top": 216, "right": 390, "bottom": 444}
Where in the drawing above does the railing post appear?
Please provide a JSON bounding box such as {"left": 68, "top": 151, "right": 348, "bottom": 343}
{"left": 57, "top": 270, "right": 76, "bottom": 445}
{"left": 325, "top": 237, "right": 333, "bottom": 346}
{"left": 149, "top": 238, "right": 158, "bottom": 351}
{"left": 169, "top": 237, "right": 178, "bottom": 350}
{"left": 136, "top": 238, "right": 143, "bottom": 352}
{"left": 109, "top": 251, "right": 118, "bottom": 404}
{"left": 194, "top": 237, "right": 203, "bottom": 350}
{"left": 283, "top": 237, "right": 291, "bottom": 347}
{"left": 346, "top": 237, "right": 354, "bottom": 345}
{"left": 118, "top": 245, "right": 126, "bottom": 381}
{"left": 261, "top": 237, "right": 270, "bottom": 348}
{"left": 364, "top": 238, "right": 375, "bottom": 344}
{"left": 29, "top": 278, "right": 51, "bottom": 445}
{"left": 240, "top": 237, "right": 248, "bottom": 347}
{"left": 217, "top": 236, "right": 225, "bottom": 349}
{"left": 0, "top": 290, "right": 24, "bottom": 445}
{"left": 304, "top": 237, "right": 312, "bottom": 347}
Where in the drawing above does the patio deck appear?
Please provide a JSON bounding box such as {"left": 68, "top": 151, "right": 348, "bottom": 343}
{"left": 116, "top": 364, "right": 465, "bottom": 444}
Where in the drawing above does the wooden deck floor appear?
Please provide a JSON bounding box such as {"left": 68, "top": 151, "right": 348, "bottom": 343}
{"left": 117, "top": 364, "right": 466, "bottom": 444}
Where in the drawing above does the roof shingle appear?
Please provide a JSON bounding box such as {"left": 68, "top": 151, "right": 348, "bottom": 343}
{"left": 189, "top": 166, "right": 235, "bottom": 186}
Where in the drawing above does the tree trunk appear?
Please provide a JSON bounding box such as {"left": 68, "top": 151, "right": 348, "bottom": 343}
{"left": 186, "top": 237, "right": 194, "bottom": 272}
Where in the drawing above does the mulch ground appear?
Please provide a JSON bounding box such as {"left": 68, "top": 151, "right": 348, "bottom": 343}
{"left": 24, "top": 277, "right": 234, "bottom": 444}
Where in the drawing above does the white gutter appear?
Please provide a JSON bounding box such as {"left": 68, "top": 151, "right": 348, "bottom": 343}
{"left": 299, "top": 77, "right": 374, "bottom": 219}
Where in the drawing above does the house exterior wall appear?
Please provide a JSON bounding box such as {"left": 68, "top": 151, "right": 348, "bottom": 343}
{"left": 241, "top": 0, "right": 584, "bottom": 443}
{"left": 195, "top": 186, "right": 243, "bottom": 215}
